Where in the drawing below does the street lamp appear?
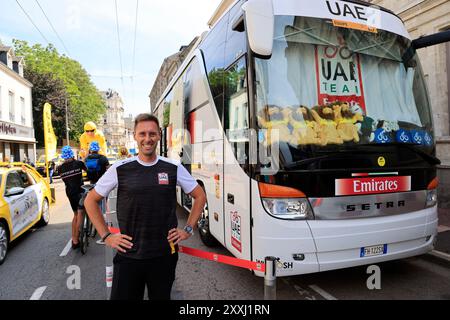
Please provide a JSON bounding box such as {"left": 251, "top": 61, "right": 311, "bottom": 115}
{"left": 65, "top": 97, "right": 69, "bottom": 146}
{"left": 64, "top": 94, "right": 80, "bottom": 146}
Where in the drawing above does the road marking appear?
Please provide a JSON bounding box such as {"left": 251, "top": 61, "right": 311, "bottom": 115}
{"left": 309, "top": 284, "right": 338, "bottom": 300}
{"left": 281, "top": 278, "right": 317, "bottom": 300}
{"left": 60, "top": 239, "right": 72, "bottom": 257}
{"left": 30, "top": 286, "right": 47, "bottom": 300}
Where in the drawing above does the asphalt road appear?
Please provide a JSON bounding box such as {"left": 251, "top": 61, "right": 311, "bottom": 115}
{"left": 0, "top": 178, "right": 449, "bottom": 300}
{"left": 0, "top": 179, "right": 107, "bottom": 300}
{"left": 175, "top": 209, "right": 450, "bottom": 300}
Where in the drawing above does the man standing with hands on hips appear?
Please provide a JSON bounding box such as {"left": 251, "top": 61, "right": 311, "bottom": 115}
{"left": 84, "top": 113, "right": 206, "bottom": 300}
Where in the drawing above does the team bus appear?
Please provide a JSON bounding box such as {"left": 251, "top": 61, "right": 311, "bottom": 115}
{"left": 153, "top": 0, "right": 449, "bottom": 277}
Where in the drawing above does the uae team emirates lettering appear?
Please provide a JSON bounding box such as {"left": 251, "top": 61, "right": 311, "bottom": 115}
{"left": 335, "top": 176, "right": 411, "bottom": 196}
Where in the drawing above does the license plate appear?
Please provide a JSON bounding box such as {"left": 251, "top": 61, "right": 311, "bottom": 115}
{"left": 360, "top": 244, "right": 387, "bottom": 257}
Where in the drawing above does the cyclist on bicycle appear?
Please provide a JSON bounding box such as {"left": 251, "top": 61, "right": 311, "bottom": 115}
{"left": 83, "top": 141, "right": 110, "bottom": 245}
{"left": 85, "top": 141, "right": 110, "bottom": 184}
{"left": 79, "top": 122, "right": 107, "bottom": 159}
{"left": 58, "top": 146, "right": 87, "bottom": 249}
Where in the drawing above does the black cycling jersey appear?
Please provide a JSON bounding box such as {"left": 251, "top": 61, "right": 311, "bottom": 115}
{"left": 59, "top": 159, "right": 86, "bottom": 196}
{"left": 95, "top": 156, "right": 198, "bottom": 259}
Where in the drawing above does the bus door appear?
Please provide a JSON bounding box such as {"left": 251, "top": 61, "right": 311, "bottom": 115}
{"left": 223, "top": 56, "right": 252, "bottom": 259}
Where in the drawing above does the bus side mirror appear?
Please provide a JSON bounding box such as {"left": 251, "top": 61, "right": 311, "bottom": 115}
{"left": 242, "top": 0, "right": 274, "bottom": 58}
{"left": 412, "top": 29, "right": 450, "bottom": 49}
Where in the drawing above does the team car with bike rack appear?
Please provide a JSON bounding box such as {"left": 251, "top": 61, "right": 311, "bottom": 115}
{"left": 0, "top": 163, "right": 52, "bottom": 265}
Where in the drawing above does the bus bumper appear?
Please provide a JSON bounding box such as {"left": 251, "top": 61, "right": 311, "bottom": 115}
{"left": 252, "top": 205, "right": 437, "bottom": 277}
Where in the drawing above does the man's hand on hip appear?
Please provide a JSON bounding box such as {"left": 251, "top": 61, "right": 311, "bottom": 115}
{"left": 105, "top": 234, "right": 133, "bottom": 253}
{"left": 167, "top": 228, "right": 191, "bottom": 245}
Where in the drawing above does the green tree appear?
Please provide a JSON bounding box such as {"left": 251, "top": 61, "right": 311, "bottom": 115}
{"left": 24, "top": 70, "right": 67, "bottom": 147}
{"left": 13, "top": 40, "right": 106, "bottom": 143}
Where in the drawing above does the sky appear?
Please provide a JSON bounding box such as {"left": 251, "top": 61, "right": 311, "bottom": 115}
{"left": 0, "top": 0, "right": 223, "bottom": 118}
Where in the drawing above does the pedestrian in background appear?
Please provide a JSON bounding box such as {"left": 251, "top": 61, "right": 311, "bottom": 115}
{"left": 48, "top": 159, "right": 55, "bottom": 184}
{"left": 59, "top": 146, "right": 87, "bottom": 249}
{"left": 85, "top": 141, "right": 109, "bottom": 184}
{"left": 23, "top": 156, "right": 35, "bottom": 168}
{"left": 85, "top": 113, "right": 206, "bottom": 300}
{"left": 118, "top": 146, "right": 129, "bottom": 160}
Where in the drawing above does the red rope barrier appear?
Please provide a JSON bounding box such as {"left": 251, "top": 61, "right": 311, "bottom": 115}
{"left": 179, "top": 245, "right": 265, "bottom": 272}
{"left": 108, "top": 227, "right": 265, "bottom": 272}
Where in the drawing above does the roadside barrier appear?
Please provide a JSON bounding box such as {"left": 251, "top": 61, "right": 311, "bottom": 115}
{"left": 178, "top": 245, "right": 265, "bottom": 272}
{"left": 264, "top": 257, "right": 277, "bottom": 300}
{"left": 107, "top": 226, "right": 278, "bottom": 299}
{"left": 104, "top": 193, "right": 115, "bottom": 298}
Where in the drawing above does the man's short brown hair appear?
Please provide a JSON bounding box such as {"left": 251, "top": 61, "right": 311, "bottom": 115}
{"left": 134, "top": 113, "right": 160, "bottom": 130}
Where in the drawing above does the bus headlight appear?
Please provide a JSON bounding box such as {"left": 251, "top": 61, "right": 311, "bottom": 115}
{"left": 426, "top": 189, "right": 437, "bottom": 208}
{"left": 262, "top": 198, "right": 314, "bottom": 220}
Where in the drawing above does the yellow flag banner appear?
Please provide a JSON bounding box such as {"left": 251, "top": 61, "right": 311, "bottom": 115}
{"left": 43, "top": 102, "right": 57, "bottom": 163}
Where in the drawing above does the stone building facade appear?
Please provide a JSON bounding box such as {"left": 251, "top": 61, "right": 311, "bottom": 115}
{"left": 98, "top": 89, "right": 126, "bottom": 154}
{"left": 149, "top": 37, "right": 199, "bottom": 110}
{"left": 368, "top": 0, "right": 450, "bottom": 207}
{"left": 0, "top": 45, "right": 36, "bottom": 163}
{"left": 123, "top": 113, "right": 137, "bottom": 155}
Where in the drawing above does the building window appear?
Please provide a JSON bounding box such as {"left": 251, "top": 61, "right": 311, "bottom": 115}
{"left": 21, "top": 97, "right": 26, "bottom": 125}
{"left": 7, "top": 54, "right": 12, "bottom": 68}
{"left": 9, "top": 91, "right": 14, "bottom": 122}
{"left": 0, "top": 142, "right": 4, "bottom": 162}
{"left": 446, "top": 29, "right": 450, "bottom": 134}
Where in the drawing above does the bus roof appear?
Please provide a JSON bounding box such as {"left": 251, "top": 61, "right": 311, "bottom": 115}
{"left": 153, "top": 0, "right": 408, "bottom": 110}
{"left": 342, "top": 0, "right": 399, "bottom": 19}
{"left": 207, "top": 0, "right": 402, "bottom": 29}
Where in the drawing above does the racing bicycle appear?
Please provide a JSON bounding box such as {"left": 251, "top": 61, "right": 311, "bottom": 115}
{"left": 79, "top": 184, "right": 96, "bottom": 254}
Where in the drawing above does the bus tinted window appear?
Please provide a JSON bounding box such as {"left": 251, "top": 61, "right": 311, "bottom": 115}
{"left": 201, "top": 14, "right": 228, "bottom": 77}
{"left": 200, "top": 12, "right": 229, "bottom": 99}
{"left": 183, "top": 58, "right": 210, "bottom": 114}
{"left": 225, "top": 56, "right": 249, "bottom": 165}
{"left": 255, "top": 16, "right": 433, "bottom": 162}
{"left": 225, "top": 0, "right": 246, "bottom": 68}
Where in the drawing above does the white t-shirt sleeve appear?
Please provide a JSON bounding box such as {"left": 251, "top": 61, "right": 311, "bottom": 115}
{"left": 177, "top": 164, "right": 198, "bottom": 194}
{"left": 94, "top": 164, "right": 118, "bottom": 197}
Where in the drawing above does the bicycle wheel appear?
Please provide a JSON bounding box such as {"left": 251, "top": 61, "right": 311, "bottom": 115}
{"left": 80, "top": 213, "right": 89, "bottom": 254}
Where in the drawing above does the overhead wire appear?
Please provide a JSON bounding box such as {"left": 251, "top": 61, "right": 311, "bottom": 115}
{"left": 90, "top": 73, "right": 147, "bottom": 79}
{"left": 114, "top": 0, "right": 125, "bottom": 98}
{"left": 131, "top": 0, "right": 140, "bottom": 108}
{"left": 15, "top": 0, "right": 50, "bottom": 45}
{"left": 131, "top": 0, "right": 139, "bottom": 79}
{"left": 34, "top": 0, "right": 72, "bottom": 57}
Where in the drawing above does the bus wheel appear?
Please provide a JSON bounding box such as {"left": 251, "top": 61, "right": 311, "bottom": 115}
{"left": 198, "top": 198, "right": 218, "bottom": 247}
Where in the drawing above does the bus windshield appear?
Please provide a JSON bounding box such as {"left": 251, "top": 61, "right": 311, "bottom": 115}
{"left": 254, "top": 16, "right": 434, "bottom": 168}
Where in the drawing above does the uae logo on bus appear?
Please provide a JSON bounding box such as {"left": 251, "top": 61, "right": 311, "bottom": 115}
{"left": 315, "top": 39, "right": 366, "bottom": 113}
{"left": 335, "top": 176, "right": 411, "bottom": 196}
{"left": 231, "top": 211, "right": 242, "bottom": 252}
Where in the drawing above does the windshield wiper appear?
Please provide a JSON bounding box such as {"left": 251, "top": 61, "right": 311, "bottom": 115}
{"left": 284, "top": 150, "right": 356, "bottom": 169}
{"left": 284, "top": 155, "right": 331, "bottom": 169}
{"left": 359, "top": 143, "right": 441, "bottom": 165}
{"left": 284, "top": 143, "right": 440, "bottom": 169}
